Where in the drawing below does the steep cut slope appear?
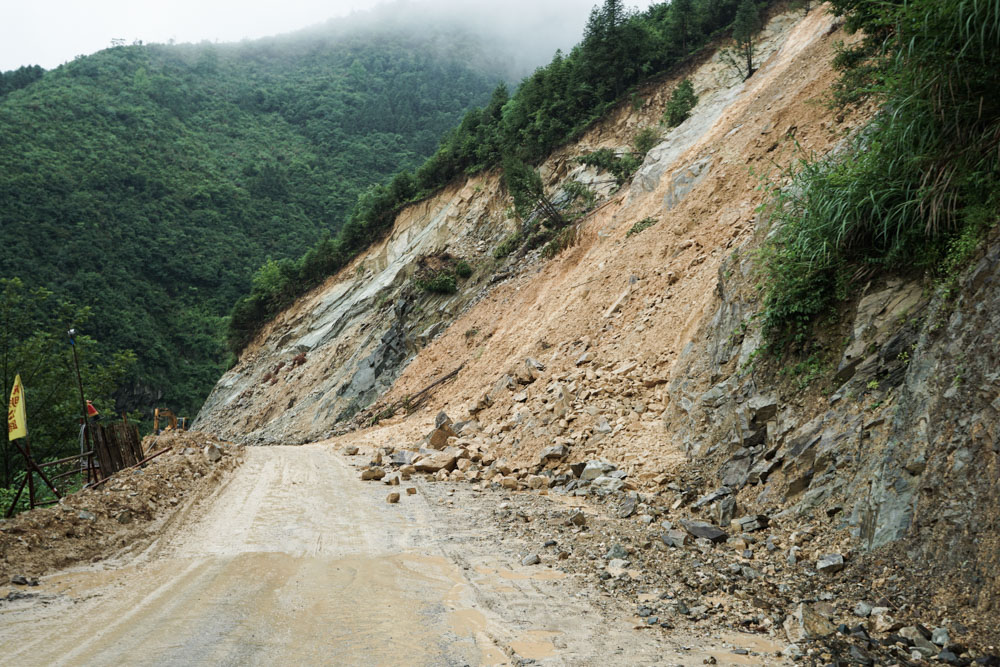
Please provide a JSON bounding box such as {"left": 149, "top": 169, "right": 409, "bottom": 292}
{"left": 197, "top": 3, "right": 1000, "bottom": 649}
{"left": 197, "top": 7, "right": 842, "bottom": 445}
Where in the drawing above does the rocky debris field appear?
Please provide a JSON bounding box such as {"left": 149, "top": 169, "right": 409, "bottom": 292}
{"left": 0, "top": 431, "right": 242, "bottom": 588}
{"left": 341, "top": 411, "right": 1000, "bottom": 666}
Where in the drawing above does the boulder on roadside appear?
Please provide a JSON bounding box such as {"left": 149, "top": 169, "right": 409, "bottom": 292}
{"left": 413, "top": 452, "right": 457, "bottom": 473}
{"left": 526, "top": 475, "right": 548, "bottom": 489}
{"left": 499, "top": 476, "right": 519, "bottom": 490}
{"left": 361, "top": 467, "right": 386, "bottom": 481}
{"left": 426, "top": 415, "right": 458, "bottom": 450}
{"left": 783, "top": 603, "right": 836, "bottom": 643}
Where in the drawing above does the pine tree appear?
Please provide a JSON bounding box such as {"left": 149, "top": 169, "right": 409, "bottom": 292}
{"left": 671, "top": 0, "right": 696, "bottom": 55}
{"left": 731, "top": 0, "right": 763, "bottom": 79}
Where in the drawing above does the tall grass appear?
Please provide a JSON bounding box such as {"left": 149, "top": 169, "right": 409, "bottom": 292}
{"left": 758, "top": 0, "right": 1000, "bottom": 345}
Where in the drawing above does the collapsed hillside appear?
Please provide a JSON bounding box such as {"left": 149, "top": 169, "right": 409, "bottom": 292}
{"left": 197, "top": 2, "right": 1000, "bottom": 657}
{"left": 197, "top": 6, "right": 827, "bottom": 443}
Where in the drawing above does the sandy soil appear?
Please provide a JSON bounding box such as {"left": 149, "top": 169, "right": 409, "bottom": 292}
{"left": 0, "top": 444, "right": 788, "bottom": 666}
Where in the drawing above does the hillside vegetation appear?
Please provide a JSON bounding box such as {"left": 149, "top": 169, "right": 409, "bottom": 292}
{"left": 758, "top": 0, "right": 1000, "bottom": 346}
{"left": 0, "top": 19, "right": 505, "bottom": 420}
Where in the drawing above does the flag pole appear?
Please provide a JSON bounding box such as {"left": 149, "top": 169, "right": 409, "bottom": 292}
{"left": 20, "top": 384, "right": 36, "bottom": 509}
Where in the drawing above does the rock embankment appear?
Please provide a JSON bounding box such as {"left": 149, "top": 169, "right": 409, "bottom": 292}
{"left": 0, "top": 431, "right": 242, "bottom": 586}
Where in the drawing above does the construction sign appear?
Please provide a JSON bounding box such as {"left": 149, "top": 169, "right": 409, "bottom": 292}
{"left": 8, "top": 374, "right": 27, "bottom": 440}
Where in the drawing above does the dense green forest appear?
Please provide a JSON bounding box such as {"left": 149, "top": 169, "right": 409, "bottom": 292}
{"left": 226, "top": 0, "right": 764, "bottom": 353}
{"left": 0, "top": 18, "right": 508, "bottom": 425}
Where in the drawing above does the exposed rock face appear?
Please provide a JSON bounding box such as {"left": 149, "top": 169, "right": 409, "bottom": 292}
{"left": 662, "top": 234, "right": 1000, "bottom": 612}
{"left": 194, "top": 176, "right": 513, "bottom": 444}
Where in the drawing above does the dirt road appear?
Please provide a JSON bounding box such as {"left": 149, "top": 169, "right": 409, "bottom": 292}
{"left": 0, "top": 445, "right": 783, "bottom": 665}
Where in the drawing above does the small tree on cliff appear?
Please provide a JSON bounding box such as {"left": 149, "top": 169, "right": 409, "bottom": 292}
{"left": 502, "top": 157, "right": 564, "bottom": 230}
{"left": 664, "top": 78, "right": 699, "bottom": 127}
{"left": 723, "top": 0, "right": 763, "bottom": 80}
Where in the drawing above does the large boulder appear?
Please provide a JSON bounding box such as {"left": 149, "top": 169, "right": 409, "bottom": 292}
{"left": 580, "top": 460, "right": 616, "bottom": 481}
{"left": 413, "top": 451, "right": 457, "bottom": 473}
{"left": 783, "top": 603, "right": 836, "bottom": 643}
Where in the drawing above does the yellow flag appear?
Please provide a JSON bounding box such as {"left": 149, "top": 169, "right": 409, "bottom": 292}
{"left": 8, "top": 374, "right": 27, "bottom": 441}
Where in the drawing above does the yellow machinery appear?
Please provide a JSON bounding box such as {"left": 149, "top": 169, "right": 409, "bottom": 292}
{"left": 153, "top": 408, "right": 188, "bottom": 435}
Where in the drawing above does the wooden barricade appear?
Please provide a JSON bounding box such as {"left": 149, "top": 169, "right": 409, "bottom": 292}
{"left": 90, "top": 422, "right": 144, "bottom": 478}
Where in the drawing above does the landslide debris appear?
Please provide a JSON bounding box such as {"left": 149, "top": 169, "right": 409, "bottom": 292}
{"left": 0, "top": 431, "right": 241, "bottom": 586}
{"left": 339, "top": 418, "right": 1000, "bottom": 665}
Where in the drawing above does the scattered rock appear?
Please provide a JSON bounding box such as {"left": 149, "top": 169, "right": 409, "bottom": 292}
{"left": 361, "top": 467, "right": 386, "bottom": 481}
{"left": 731, "top": 514, "right": 769, "bottom": 533}
{"left": 939, "top": 650, "right": 960, "bottom": 664}
{"left": 692, "top": 486, "right": 731, "bottom": 509}
{"left": 869, "top": 607, "right": 894, "bottom": 633}
{"left": 426, "top": 420, "right": 458, "bottom": 450}
{"left": 849, "top": 644, "right": 875, "bottom": 666}
{"left": 580, "top": 461, "right": 615, "bottom": 481}
{"left": 522, "top": 553, "right": 541, "bottom": 566}
{"left": 539, "top": 444, "right": 567, "bottom": 462}
{"left": 816, "top": 553, "right": 845, "bottom": 574}
{"left": 406, "top": 487, "right": 417, "bottom": 495}
{"left": 568, "top": 511, "right": 586, "bottom": 527}
{"left": 499, "top": 476, "right": 519, "bottom": 490}
{"left": 386, "top": 492, "right": 400, "bottom": 504}
{"left": 618, "top": 496, "right": 638, "bottom": 518}
{"left": 116, "top": 510, "right": 133, "bottom": 525}
{"left": 434, "top": 411, "right": 452, "bottom": 429}
{"left": 204, "top": 444, "right": 222, "bottom": 462}
{"left": 343, "top": 446, "right": 359, "bottom": 456}
{"left": 783, "top": 602, "right": 836, "bottom": 643}
{"left": 932, "top": 627, "right": 951, "bottom": 646}
{"left": 680, "top": 520, "right": 727, "bottom": 543}
{"left": 853, "top": 601, "right": 873, "bottom": 617}
{"left": 77, "top": 510, "right": 96, "bottom": 521}
{"left": 607, "top": 558, "right": 630, "bottom": 576}
{"left": 605, "top": 543, "right": 628, "bottom": 560}
{"left": 413, "top": 452, "right": 457, "bottom": 473}
{"left": 662, "top": 530, "right": 690, "bottom": 548}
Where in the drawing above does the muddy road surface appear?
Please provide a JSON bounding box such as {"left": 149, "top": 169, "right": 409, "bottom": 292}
{"left": 1, "top": 445, "right": 783, "bottom": 665}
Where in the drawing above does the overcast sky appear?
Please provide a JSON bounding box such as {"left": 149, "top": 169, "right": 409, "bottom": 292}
{"left": 2, "top": 0, "right": 659, "bottom": 72}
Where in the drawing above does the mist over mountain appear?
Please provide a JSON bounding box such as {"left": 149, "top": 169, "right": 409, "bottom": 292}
{"left": 0, "top": 13, "right": 518, "bottom": 420}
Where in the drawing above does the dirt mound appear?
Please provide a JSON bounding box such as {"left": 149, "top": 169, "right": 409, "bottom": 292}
{"left": 0, "top": 431, "right": 241, "bottom": 585}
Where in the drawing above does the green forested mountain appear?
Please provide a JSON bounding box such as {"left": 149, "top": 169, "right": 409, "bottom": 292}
{"left": 0, "top": 19, "right": 506, "bottom": 418}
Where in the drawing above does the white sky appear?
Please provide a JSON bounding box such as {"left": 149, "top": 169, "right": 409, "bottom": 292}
{"left": 2, "top": 0, "right": 659, "bottom": 72}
